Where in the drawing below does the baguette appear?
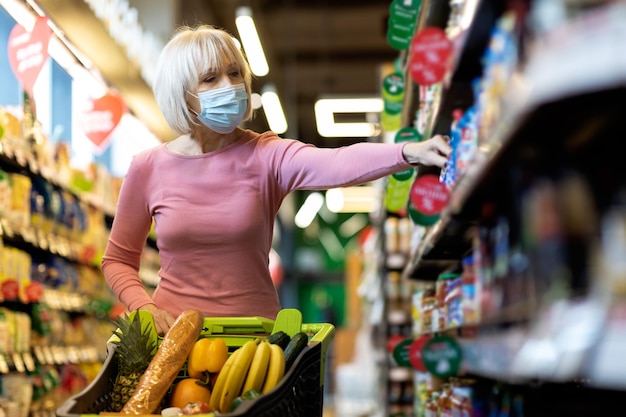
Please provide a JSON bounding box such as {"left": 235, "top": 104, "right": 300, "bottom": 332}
{"left": 121, "top": 309, "right": 204, "bottom": 415}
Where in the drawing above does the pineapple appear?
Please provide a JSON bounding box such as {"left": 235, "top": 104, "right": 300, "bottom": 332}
{"left": 109, "top": 312, "right": 157, "bottom": 412}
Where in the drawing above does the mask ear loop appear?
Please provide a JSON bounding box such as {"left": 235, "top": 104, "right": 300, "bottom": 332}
{"left": 185, "top": 90, "right": 201, "bottom": 118}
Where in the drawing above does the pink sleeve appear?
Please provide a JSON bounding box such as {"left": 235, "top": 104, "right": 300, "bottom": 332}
{"left": 272, "top": 139, "right": 412, "bottom": 192}
{"left": 101, "top": 156, "right": 154, "bottom": 311}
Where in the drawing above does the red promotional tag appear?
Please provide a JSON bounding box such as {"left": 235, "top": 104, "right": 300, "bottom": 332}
{"left": 408, "top": 335, "right": 432, "bottom": 372}
{"left": 409, "top": 27, "right": 452, "bottom": 85}
{"left": 80, "top": 92, "right": 126, "bottom": 150}
{"left": 7, "top": 17, "right": 52, "bottom": 96}
{"left": 410, "top": 27, "right": 453, "bottom": 65}
{"left": 410, "top": 174, "right": 449, "bottom": 215}
{"left": 409, "top": 60, "right": 448, "bottom": 86}
{"left": 1, "top": 279, "right": 20, "bottom": 300}
{"left": 25, "top": 281, "right": 43, "bottom": 302}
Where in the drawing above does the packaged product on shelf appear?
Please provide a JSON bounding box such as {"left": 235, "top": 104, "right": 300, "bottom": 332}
{"left": 0, "top": 107, "right": 22, "bottom": 141}
{"left": 386, "top": 271, "right": 403, "bottom": 311}
{"left": 385, "top": 217, "right": 400, "bottom": 253}
{"left": 461, "top": 255, "right": 480, "bottom": 325}
{"left": 436, "top": 273, "right": 461, "bottom": 331}
{"left": 454, "top": 104, "right": 479, "bottom": 180}
{"left": 475, "top": 9, "right": 520, "bottom": 142}
{"left": 0, "top": 308, "right": 13, "bottom": 354}
{"left": 8, "top": 173, "right": 31, "bottom": 230}
{"left": 440, "top": 109, "right": 463, "bottom": 190}
{"left": 398, "top": 216, "right": 412, "bottom": 254}
{"left": 0, "top": 169, "right": 11, "bottom": 218}
{"left": 444, "top": 273, "right": 463, "bottom": 329}
{"left": 419, "top": 288, "right": 437, "bottom": 334}
{"left": 416, "top": 84, "right": 440, "bottom": 136}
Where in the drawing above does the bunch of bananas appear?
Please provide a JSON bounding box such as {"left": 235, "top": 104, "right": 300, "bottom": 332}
{"left": 209, "top": 339, "right": 285, "bottom": 413}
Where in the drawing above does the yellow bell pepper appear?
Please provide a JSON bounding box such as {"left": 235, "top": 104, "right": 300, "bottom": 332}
{"left": 186, "top": 337, "right": 229, "bottom": 380}
{"left": 187, "top": 338, "right": 213, "bottom": 380}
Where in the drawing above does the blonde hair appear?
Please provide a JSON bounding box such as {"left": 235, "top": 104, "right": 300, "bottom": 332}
{"left": 153, "top": 25, "right": 253, "bottom": 134}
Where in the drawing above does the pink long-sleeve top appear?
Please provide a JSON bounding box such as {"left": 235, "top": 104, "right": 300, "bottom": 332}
{"left": 102, "top": 129, "right": 413, "bottom": 320}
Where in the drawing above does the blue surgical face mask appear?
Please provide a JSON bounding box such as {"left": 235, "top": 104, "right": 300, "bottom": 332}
{"left": 189, "top": 83, "right": 249, "bottom": 134}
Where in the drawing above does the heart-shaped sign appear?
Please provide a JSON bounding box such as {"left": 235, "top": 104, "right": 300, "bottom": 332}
{"left": 80, "top": 92, "right": 126, "bottom": 149}
{"left": 7, "top": 16, "right": 51, "bottom": 97}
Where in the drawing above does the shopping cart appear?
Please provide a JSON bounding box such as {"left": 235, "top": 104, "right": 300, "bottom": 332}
{"left": 56, "top": 309, "right": 335, "bottom": 417}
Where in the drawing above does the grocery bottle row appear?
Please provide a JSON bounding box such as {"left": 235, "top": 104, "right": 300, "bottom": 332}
{"left": 366, "top": 0, "right": 626, "bottom": 416}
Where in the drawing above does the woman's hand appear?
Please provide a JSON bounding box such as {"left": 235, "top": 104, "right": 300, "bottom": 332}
{"left": 139, "top": 303, "right": 177, "bottom": 336}
{"left": 402, "top": 134, "right": 452, "bottom": 168}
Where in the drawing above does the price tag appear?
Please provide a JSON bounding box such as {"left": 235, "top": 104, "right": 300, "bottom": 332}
{"left": 0, "top": 354, "right": 8, "bottom": 373}
{"left": 33, "top": 346, "right": 46, "bottom": 364}
{"left": 409, "top": 174, "right": 449, "bottom": 215}
{"left": 392, "top": 338, "right": 415, "bottom": 368}
{"left": 67, "top": 346, "right": 80, "bottom": 364}
{"left": 422, "top": 335, "right": 462, "bottom": 378}
{"left": 1, "top": 279, "right": 20, "bottom": 300}
{"left": 394, "top": 126, "right": 422, "bottom": 144}
{"left": 408, "top": 335, "right": 432, "bottom": 372}
{"left": 25, "top": 281, "right": 43, "bottom": 303}
{"left": 409, "top": 27, "right": 453, "bottom": 85}
{"left": 43, "top": 346, "right": 54, "bottom": 364}
{"left": 409, "top": 60, "right": 447, "bottom": 86}
{"left": 410, "top": 27, "right": 453, "bottom": 65}
{"left": 12, "top": 352, "right": 25, "bottom": 373}
{"left": 22, "top": 352, "right": 36, "bottom": 372}
{"left": 387, "top": 1, "right": 421, "bottom": 51}
{"left": 408, "top": 200, "right": 439, "bottom": 226}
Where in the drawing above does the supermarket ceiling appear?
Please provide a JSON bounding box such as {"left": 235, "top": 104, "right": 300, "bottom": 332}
{"left": 35, "top": 0, "right": 400, "bottom": 147}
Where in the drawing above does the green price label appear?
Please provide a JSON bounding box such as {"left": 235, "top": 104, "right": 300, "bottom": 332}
{"left": 389, "top": 1, "right": 420, "bottom": 22}
{"left": 387, "top": 30, "right": 412, "bottom": 51}
{"left": 392, "top": 167, "right": 414, "bottom": 181}
{"left": 383, "top": 72, "right": 405, "bottom": 98}
{"left": 392, "top": 338, "right": 414, "bottom": 368}
{"left": 422, "top": 335, "right": 462, "bottom": 378}
{"left": 394, "top": 126, "right": 422, "bottom": 143}
{"left": 393, "top": 0, "right": 422, "bottom": 12}
{"left": 384, "top": 100, "right": 404, "bottom": 115}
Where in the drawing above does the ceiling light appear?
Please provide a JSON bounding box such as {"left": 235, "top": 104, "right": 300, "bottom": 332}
{"left": 326, "top": 186, "right": 377, "bottom": 213}
{"left": 235, "top": 7, "right": 269, "bottom": 77}
{"left": 295, "top": 192, "right": 324, "bottom": 228}
{"left": 261, "top": 85, "right": 288, "bottom": 134}
{"left": 314, "top": 98, "right": 383, "bottom": 137}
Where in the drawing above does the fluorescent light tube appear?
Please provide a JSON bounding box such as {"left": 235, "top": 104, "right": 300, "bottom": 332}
{"left": 326, "top": 186, "right": 376, "bottom": 213}
{"left": 235, "top": 7, "right": 269, "bottom": 77}
{"left": 295, "top": 192, "right": 324, "bottom": 228}
{"left": 261, "top": 85, "right": 288, "bottom": 133}
{"left": 314, "top": 98, "right": 383, "bottom": 137}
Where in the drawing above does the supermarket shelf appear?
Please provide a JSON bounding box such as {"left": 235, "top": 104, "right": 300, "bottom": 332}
{"left": 459, "top": 296, "right": 626, "bottom": 388}
{"left": 402, "top": 2, "right": 626, "bottom": 281}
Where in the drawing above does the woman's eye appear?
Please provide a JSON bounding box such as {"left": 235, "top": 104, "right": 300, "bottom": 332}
{"left": 230, "top": 71, "right": 241, "bottom": 77}
{"left": 202, "top": 76, "right": 215, "bottom": 83}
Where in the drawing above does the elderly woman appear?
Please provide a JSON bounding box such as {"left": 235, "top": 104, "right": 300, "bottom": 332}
{"left": 102, "top": 25, "right": 451, "bottom": 335}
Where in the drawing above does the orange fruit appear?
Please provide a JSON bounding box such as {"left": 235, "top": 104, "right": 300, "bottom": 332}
{"left": 169, "top": 378, "right": 212, "bottom": 409}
